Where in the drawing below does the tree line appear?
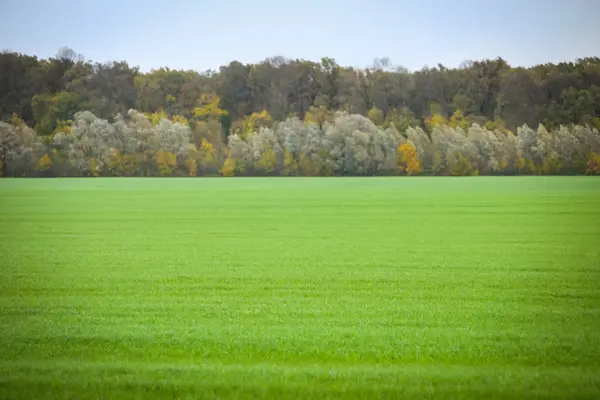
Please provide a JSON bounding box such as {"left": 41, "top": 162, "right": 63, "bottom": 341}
{"left": 1, "top": 48, "right": 599, "bottom": 177}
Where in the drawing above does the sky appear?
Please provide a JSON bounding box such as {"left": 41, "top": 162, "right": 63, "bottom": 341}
{"left": 1, "top": 0, "right": 599, "bottom": 72}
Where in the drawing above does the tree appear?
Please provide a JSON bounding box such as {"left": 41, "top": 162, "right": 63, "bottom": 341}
{"left": 0, "top": 52, "right": 46, "bottom": 125}
{"left": 3, "top": 49, "right": 600, "bottom": 178}
{"left": 448, "top": 151, "right": 474, "bottom": 176}
{"left": 496, "top": 68, "right": 543, "bottom": 130}
{"left": 0, "top": 117, "right": 43, "bottom": 177}
{"left": 425, "top": 113, "right": 449, "bottom": 132}
{"left": 217, "top": 61, "right": 251, "bottom": 120}
{"left": 282, "top": 149, "right": 297, "bottom": 176}
{"left": 186, "top": 156, "right": 197, "bottom": 177}
{"left": 232, "top": 110, "right": 272, "bottom": 139}
{"left": 198, "top": 138, "right": 218, "bottom": 175}
{"left": 383, "top": 107, "right": 420, "bottom": 132}
{"left": 304, "top": 106, "right": 333, "bottom": 130}
{"left": 586, "top": 153, "right": 600, "bottom": 175}
{"left": 461, "top": 58, "right": 510, "bottom": 118}
{"left": 298, "top": 153, "right": 319, "bottom": 176}
{"left": 35, "top": 153, "right": 52, "bottom": 174}
{"left": 257, "top": 144, "right": 277, "bottom": 175}
{"left": 318, "top": 57, "right": 341, "bottom": 110}
{"left": 367, "top": 107, "right": 384, "bottom": 126}
{"left": 155, "top": 151, "right": 177, "bottom": 176}
{"left": 75, "top": 61, "right": 139, "bottom": 119}
{"left": 32, "top": 91, "right": 82, "bottom": 136}
{"left": 397, "top": 143, "right": 422, "bottom": 175}
{"left": 449, "top": 109, "right": 469, "bottom": 130}
{"left": 220, "top": 152, "right": 236, "bottom": 176}
{"left": 193, "top": 93, "right": 228, "bottom": 121}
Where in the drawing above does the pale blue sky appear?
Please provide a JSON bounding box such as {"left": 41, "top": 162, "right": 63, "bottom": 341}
{"left": 1, "top": 0, "right": 599, "bottom": 72}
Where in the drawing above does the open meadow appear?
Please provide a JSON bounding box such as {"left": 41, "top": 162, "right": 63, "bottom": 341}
{"left": 0, "top": 177, "right": 599, "bottom": 399}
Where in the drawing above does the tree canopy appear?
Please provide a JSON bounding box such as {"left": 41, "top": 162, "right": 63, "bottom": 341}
{"left": 1, "top": 49, "right": 599, "bottom": 177}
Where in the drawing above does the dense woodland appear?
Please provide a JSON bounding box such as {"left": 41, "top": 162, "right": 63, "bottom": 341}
{"left": 1, "top": 48, "right": 599, "bottom": 177}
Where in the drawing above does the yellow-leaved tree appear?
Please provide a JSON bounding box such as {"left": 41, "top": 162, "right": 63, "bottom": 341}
{"left": 449, "top": 109, "right": 469, "bottom": 130}
{"left": 282, "top": 149, "right": 297, "bottom": 176}
{"left": 172, "top": 114, "right": 189, "bottom": 126}
{"left": 298, "top": 153, "right": 320, "bottom": 176}
{"left": 425, "top": 113, "right": 449, "bottom": 132}
{"left": 396, "top": 143, "right": 422, "bottom": 175}
{"left": 542, "top": 154, "right": 563, "bottom": 175}
{"left": 367, "top": 107, "right": 384, "bottom": 126}
{"left": 155, "top": 151, "right": 177, "bottom": 176}
{"left": 52, "top": 119, "right": 72, "bottom": 137}
{"left": 586, "top": 152, "right": 600, "bottom": 175}
{"left": 146, "top": 110, "right": 189, "bottom": 126}
{"left": 147, "top": 110, "right": 168, "bottom": 125}
{"left": 35, "top": 154, "right": 52, "bottom": 173}
{"left": 517, "top": 155, "right": 537, "bottom": 175}
{"left": 232, "top": 110, "right": 273, "bottom": 139}
{"left": 199, "top": 139, "right": 218, "bottom": 174}
{"left": 186, "top": 157, "right": 197, "bottom": 177}
{"left": 256, "top": 145, "right": 277, "bottom": 175}
{"left": 304, "top": 106, "right": 333, "bottom": 129}
{"left": 220, "top": 152, "right": 236, "bottom": 177}
{"left": 193, "top": 93, "right": 228, "bottom": 121}
{"left": 449, "top": 152, "right": 473, "bottom": 176}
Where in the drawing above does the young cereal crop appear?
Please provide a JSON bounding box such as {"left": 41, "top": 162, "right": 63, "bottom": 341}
{"left": 0, "top": 177, "right": 599, "bottom": 399}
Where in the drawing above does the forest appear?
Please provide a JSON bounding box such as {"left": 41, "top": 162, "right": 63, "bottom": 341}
{"left": 1, "top": 48, "right": 599, "bottom": 177}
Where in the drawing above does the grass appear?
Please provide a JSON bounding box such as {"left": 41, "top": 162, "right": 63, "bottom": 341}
{"left": 0, "top": 177, "right": 599, "bottom": 399}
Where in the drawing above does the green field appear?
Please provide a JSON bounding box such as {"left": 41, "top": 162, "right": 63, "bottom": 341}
{"left": 1, "top": 177, "right": 599, "bottom": 399}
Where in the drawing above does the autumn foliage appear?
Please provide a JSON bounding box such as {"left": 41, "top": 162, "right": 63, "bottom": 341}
{"left": 396, "top": 143, "right": 422, "bottom": 175}
{"left": 155, "top": 151, "right": 177, "bottom": 176}
{"left": 35, "top": 154, "right": 52, "bottom": 172}
{"left": 587, "top": 153, "right": 600, "bottom": 175}
{"left": 1, "top": 107, "right": 599, "bottom": 178}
